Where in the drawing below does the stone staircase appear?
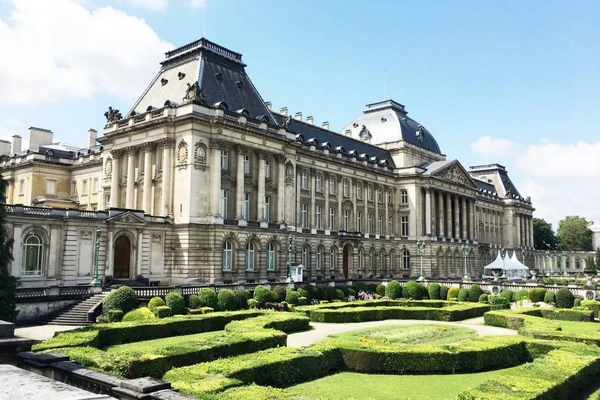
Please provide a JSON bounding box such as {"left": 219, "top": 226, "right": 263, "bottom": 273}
{"left": 45, "top": 292, "right": 108, "bottom": 326}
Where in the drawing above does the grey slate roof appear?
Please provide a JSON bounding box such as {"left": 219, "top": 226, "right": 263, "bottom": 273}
{"left": 472, "top": 178, "right": 498, "bottom": 195}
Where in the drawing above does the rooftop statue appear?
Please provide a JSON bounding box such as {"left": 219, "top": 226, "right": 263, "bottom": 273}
{"left": 104, "top": 107, "right": 123, "bottom": 123}
{"left": 183, "top": 81, "right": 207, "bottom": 105}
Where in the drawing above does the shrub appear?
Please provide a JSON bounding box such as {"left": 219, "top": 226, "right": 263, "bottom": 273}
{"left": 298, "top": 296, "right": 308, "bottom": 306}
{"left": 367, "top": 283, "right": 379, "bottom": 293}
{"left": 122, "top": 307, "right": 155, "bottom": 322}
{"left": 421, "top": 285, "right": 429, "bottom": 300}
{"left": 467, "top": 285, "right": 483, "bottom": 303}
{"left": 273, "top": 285, "right": 287, "bottom": 302}
{"left": 242, "top": 290, "right": 252, "bottom": 300}
{"left": 574, "top": 298, "right": 582, "bottom": 307}
{"left": 247, "top": 299, "right": 259, "bottom": 309}
{"left": 336, "top": 286, "right": 349, "bottom": 297}
{"left": 440, "top": 286, "right": 449, "bottom": 300}
{"left": 153, "top": 305, "right": 172, "bottom": 318}
{"left": 528, "top": 288, "right": 547, "bottom": 303}
{"left": 348, "top": 288, "right": 356, "bottom": 297}
{"left": 286, "top": 290, "right": 299, "bottom": 306}
{"left": 581, "top": 299, "right": 600, "bottom": 318}
{"left": 428, "top": 283, "right": 441, "bottom": 300}
{"left": 317, "top": 286, "right": 328, "bottom": 302}
{"left": 148, "top": 296, "right": 165, "bottom": 310}
{"left": 376, "top": 284, "right": 386, "bottom": 297}
{"left": 544, "top": 290, "right": 555, "bottom": 304}
{"left": 353, "top": 281, "right": 368, "bottom": 293}
{"left": 335, "top": 289, "right": 345, "bottom": 300}
{"left": 253, "top": 286, "right": 271, "bottom": 306}
{"left": 458, "top": 288, "right": 469, "bottom": 302}
{"left": 188, "top": 295, "right": 201, "bottom": 309}
{"left": 103, "top": 286, "right": 139, "bottom": 316}
{"left": 166, "top": 292, "right": 186, "bottom": 315}
{"left": 385, "top": 281, "right": 402, "bottom": 300}
{"left": 479, "top": 294, "right": 489, "bottom": 303}
{"left": 514, "top": 290, "right": 529, "bottom": 301}
{"left": 297, "top": 288, "right": 310, "bottom": 302}
{"left": 447, "top": 287, "right": 460, "bottom": 301}
{"left": 489, "top": 295, "right": 510, "bottom": 310}
{"left": 500, "top": 290, "right": 514, "bottom": 302}
{"left": 303, "top": 284, "right": 320, "bottom": 301}
{"left": 555, "top": 288, "right": 574, "bottom": 309}
{"left": 198, "top": 288, "right": 218, "bottom": 309}
{"left": 233, "top": 290, "right": 248, "bottom": 310}
{"left": 217, "top": 289, "right": 237, "bottom": 311}
{"left": 404, "top": 281, "right": 422, "bottom": 300}
{"left": 108, "top": 309, "right": 123, "bottom": 322}
{"left": 325, "top": 286, "right": 339, "bottom": 301}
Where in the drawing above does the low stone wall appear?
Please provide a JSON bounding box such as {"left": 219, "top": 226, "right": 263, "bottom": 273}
{"left": 16, "top": 299, "right": 80, "bottom": 324}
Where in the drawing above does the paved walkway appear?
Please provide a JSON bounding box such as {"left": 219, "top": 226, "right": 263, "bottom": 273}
{"left": 15, "top": 325, "right": 84, "bottom": 342}
{"left": 287, "top": 317, "right": 516, "bottom": 348}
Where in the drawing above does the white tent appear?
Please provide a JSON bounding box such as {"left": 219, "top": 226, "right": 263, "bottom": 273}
{"left": 482, "top": 250, "right": 529, "bottom": 280}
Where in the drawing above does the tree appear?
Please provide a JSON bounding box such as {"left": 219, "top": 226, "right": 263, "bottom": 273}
{"left": 0, "top": 177, "right": 18, "bottom": 322}
{"left": 533, "top": 217, "right": 557, "bottom": 250}
{"left": 557, "top": 216, "right": 593, "bottom": 251}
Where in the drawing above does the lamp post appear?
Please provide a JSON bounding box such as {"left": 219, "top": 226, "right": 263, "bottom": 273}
{"left": 286, "top": 233, "right": 294, "bottom": 283}
{"left": 416, "top": 240, "right": 426, "bottom": 282}
{"left": 461, "top": 243, "right": 470, "bottom": 281}
{"left": 500, "top": 247, "right": 507, "bottom": 279}
{"left": 91, "top": 227, "right": 102, "bottom": 286}
{"left": 521, "top": 247, "right": 528, "bottom": 279}
{"left": 544, "top": 250, "right": 551, "bottom": 276}
{"left": 562, "top": 251, "right": 568, "bottom": 278}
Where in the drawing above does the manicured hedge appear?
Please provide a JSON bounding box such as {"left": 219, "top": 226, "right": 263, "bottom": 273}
{"left": 148, "top": 296, "right": 165, "bottom": 310}
{"left": 385, "top": 281, "right": 402, "bottom": 299}
{"left": 528, "top": 288, "right": 547, "bottom": 303}
{"left": 199, "top": 288, "right": 218, "bottom": 309}
{"left": 582, "top": 299, "right": 600, "bottom": 318}
{"left": 404, "top": 281, "right": 422, "bottom": 300}
{"left": 440, "top": 286, "right": 449, "bottom": 300}
{"left": 218, "top": 289, "right": 237, "bottom": 311}
{"left": 224, "top": 313, "right": 310, "bottom": 334}
{"left": 103, "top": 286, "right": 139, "bottom": 316}
{"left": 428, "top": 283, "right": 441, "bottom": 300}
{"left": 544, "top": 290, "right": 556, "bottom": 304}
{"left": 166, "top": 292, "right": 186, "bottom": 315}
{"left": 556, "top": 288, "right": 574, "bottom": 309}
{"left": 457, "top": 288, "right": 469, "bottom": 302}
{"left": 122, "top": 307, "right": 155, "bottom": 322}
{"left": 468, "top": 285, "right": 483, "bottom": 303}
{"left": 447, "top": 287, "right": 459, "bottom": 300}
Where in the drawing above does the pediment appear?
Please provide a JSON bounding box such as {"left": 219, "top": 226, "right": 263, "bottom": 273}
{"left": 107, "top": 211, "right": 147, "bottom": 225}
{"left": 432, "top": 162, "right": 478, "bottom": 189}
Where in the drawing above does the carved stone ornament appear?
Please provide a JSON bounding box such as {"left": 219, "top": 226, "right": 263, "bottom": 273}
{"left": 183, "top": 81, "right": 207, "bottom": 105}
{"left": 435, "top": 165, "right": 470, "bottom": 186}
{"left": 105, "top": 158, "right": 113, "bottom": 178}
{"left": 209, "top": 139, "right": 225, "bottom": 149}
{"left": 177, "top": 140, "right": 189, "bottom": 165}
{"left": 194, "top": 142, "right": 207, "bottom": 166}
{"left": 104, "top": 106, "right": 123, "bottom": 123}
{"left": 274, "top": 154, "right": 286, "bottom": 164}
{"left": 160, "top": 137, "right": 176, "bottom": 148}
{"left": 416, "top": 125, "right": 425, "bottom": 143}
{"left": 236, "top": 145, "right": 248, "bottom": 155}
{"left": 285, "top": 164, "right": 295, "bottom": 187}
{"left": 281, "top": 116, "right": 292, "bottom": 129}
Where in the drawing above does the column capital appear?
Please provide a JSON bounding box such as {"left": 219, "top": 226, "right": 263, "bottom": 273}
{"left": 110, "top": 149, "right": 123, "bottom": 158}
{"left": 161, "top": 137, "right": 176, "bottom": 149}
{"left": 257, "top": 150, "right": 269, "bottom": 160}
{"left": 274, "top": 154, "right": 286, "bottom": 164}
{"left": 236, "top": 144, "right": 248, "bottom": 155}
{"left": 125, "top": 146, "right": 137, "bottom": 156}
{"left": 141, "top": 142, "right": 155, "bottom": 152}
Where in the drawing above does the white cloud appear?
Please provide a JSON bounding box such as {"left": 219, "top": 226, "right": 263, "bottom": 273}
{"left": 470, "top": 136, "right": 519, "bottom": 158}
{"left": 0, "top": 0, "right": 172, "bottom": 105}
{"left": 517, "top": 140, "right": 600, "bottom": 179}
{"left": 124, "top": 0, "right": 168, "bottom": 11}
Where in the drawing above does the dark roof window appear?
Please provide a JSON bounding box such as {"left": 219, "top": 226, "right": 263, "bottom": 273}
{"left": 214, "top": 101, "right": 228, "bottom": 110}
{"left": 236, "top": 108, "right": 250, "bottom": 117}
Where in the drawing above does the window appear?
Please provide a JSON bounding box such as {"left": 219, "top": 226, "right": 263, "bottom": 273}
{"left": 302, "top": 246, "right": 310, "bottom": 269}
{"left": 380, "top": 249, "right": 385, "bottom": 271}
{"left": 356, "top": 184, "right": 362, "bottom": 199}
{"left": 402, "top": 250, "right": 410, "bottom": 269}
{"left": 243, "top": 192, "right": 250, "bottom": 220}
{"left": 565, "top": 256, "right": 571, "bottom": 270}
{"left": 343, "top": 210, "right": 350, "bottom": 231}
{"left": 243, "top": 155, "right": 250, "bottom": 175}
{"left": 401, "top": 190, "right": 408, "bottom": 204}
{"left": 378, "top": 214, "right": 383, "bottom": 234}
{"left": 82, "top": 179, "right": 88, "bottom": 195}
{"left": 220, "top": 150, "right": 229, "bottom": 170}
{"left": 316, "top": 174, "right": 322, "bottom": 192}
{"left": 329, "top": 176, "right": 336, "bottom": 194}
{"left": 223, "top": 241, "right": 233, "bottom": 270}
{"left": 246, "top": 242, "right": 255, "bottom": 270}
{"left": 357, "top": 212, "right": 362, "bottom": 231}
{"left": 316, "top": 206, "right": 322, "bottom": 230}
{"left": 316, "top": 248, "right": 322, "bottom": 270}
{"left": 157, "top": 147, "right": 163, "bottom": 171}
{"left": 329, "top": 207, "right": 335, "bottom": 230}
{"left": 368, "top": 249, "right": 373, "bottom": 270}
{"left": 46, "top": 180, "right": 56, "bottom": 196}
{"left": 267, "top": 243, "right": 275, "bottom": 271}
{"left": 264, "top": 196, "right": 270, "bottom": 222}
{"left": 301, "top": 171, "right": 308, "bottom": 189}
{"left": 22, "top": 233, "right": 44, "bottom": 276}
{"left": 378, "top": 189, "right": 383, "bottom": 203}
{"left": 301, "top": 203, "right": 308, "bottom": 228}
{"left": 220, "top": 189, "right": 229, "bottom": 219}
{"left": 575, "top": 257, "right": 581, "bottom": 269}
{"left": 401, "top": 216, "right": 409, "bottom": 237}
{"left": 343, "top": 180, "right": 349, "bottom": 197}
{"left": 329, "top": 248, "right": 336, "bottom": 270}
{"left": 388, "top": 216, "right": 393, "bottom": 235}
{"left": 71, "top": 180, "right": 77, "bottom": 196}
{"left": 265, "top": 159, "right": 270, "bottom": 179}
{"left": 387, "top": 191, "right": 392, "bottom": 205}
{"left": 368, "top": 213, "right": 373, "bottom": 234}
{"left": 93, "top": 178, "right": 99, "bottom": 193}
{"left": 358, "top": 249, "right": 364, "bottom": 269}
{"left": 390, "top": 251, "right": 395, "bottom": 270}
{"left": 367, "top": 186, "right": 372, "bottom": 201}
{"left": 19, "top": 179, "right": 24, "bottom": 195}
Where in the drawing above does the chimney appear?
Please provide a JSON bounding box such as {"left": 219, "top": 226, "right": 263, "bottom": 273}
{"left": 12, "top": 135, "right": 22, "bottom": 154}
{"left": 322, "top": 121, "right": 330, "bottom": 130}
{"left": 88, "top": 129, "right": 97, "bottom": 148}
{"left": 306, "top": 116, "right": 313, "bottom": 125}
{"left": 265, "top": 101, "right": 272, "bottom": 110}
{"left": 28, "top": 127, "right": 53, "bottom": 149}
{"left": 294, "top": 112, "right": 302, "bottom": 120}
{"left": 280, "top": 107, "right": 288, "bottom": 116}
{"left": 0, "top": 140, "right": 11, "bottom": 156}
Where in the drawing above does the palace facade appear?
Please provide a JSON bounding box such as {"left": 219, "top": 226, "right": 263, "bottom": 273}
{"left": 1, "top": 38, "right": 553, "bottom": 288}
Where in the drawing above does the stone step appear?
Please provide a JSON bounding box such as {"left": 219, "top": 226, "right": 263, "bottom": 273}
{"left": 44, "top": 293, "right": 108, "bottom": 326}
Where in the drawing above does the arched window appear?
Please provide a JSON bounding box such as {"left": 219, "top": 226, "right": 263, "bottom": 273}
{"left": 358, "top": 249, "right": 364, "bottom": 270}
{"left": 380, "top": 249, "right": 385, "bottom": 271}
{"left": 301, "top": 246, "right": 310, "bottom": 269}
{"left": 246, "top": 242, "right": 255, "bottom": 271}
{"left": 267, "top": 243, "right": 276, "bottom": 271}
{"left": 402, "top": 250, "right": 410, "bottom": 270}
{"left": 23, "top": 233, "right": 44, "bottom": 275}
{"left": 329, "top": 248, "right": 336, "bottom": 270}
{"left": 222, "top": 241, "right": 233, "bottom": 271}
{"left": 368, "top": 249, "right": 374, "bottom": 270}
{"left": 316, "top": 247, "right": 323, "bottom": 270}
{"left": 565, "top": 256, "right": 571, "bottom": 270}
{"left": 390, "top": 250, "right": 395, "bottom": 271}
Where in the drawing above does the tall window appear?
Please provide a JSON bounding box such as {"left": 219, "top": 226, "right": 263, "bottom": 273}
{"left": 368, "top": 213, "right": 373, "bottom": 234}
{"left": 46, "top": 180, "right": 56, "bottom": 196}
{"left": 246, "top": 242, "right": 255, "bottom": 270}
{"left": 358, "top": 249, "right": 364, "bottom": 269}
{"left": 220, "top": 189, "right": 229, "bottom": 218}
{"left": 316, "top": 248, "right": 322, "bottom": 269}
{"left": 565, "top": 256, "right": 571, "bottom": 270}
{"left": 329, "top": 176, "right": 336, "bottom": 194}
{"left": 388, "top": 216, "right": 393, "bottom": 234}
{"left": 19, "top": 179, "right": 24, "bottom": 195}
{"left": 223, "top": 241, "right": 233, "bottom": 270}
{"left": 243, "top": 155, "right": 250, "bottom": 175}
{"left": 402, "top": 250, "right": 410, "bottom": 269}
{"left": 401, "top": 190, "right": 408, "bottom": 204}
{"left": 401, "top": 216, "right": 409, "bottom": 237}
{"left": 301, "top": 203, "right": 308, "bottom": 228}
{"left": 576, "top": 257, "right": 581, "bottom": 269}
{"left": 264, "top": 196, "right": 270, "bottom": 222}
{"left": 302, "top": 246, "right": 310, "bottom": 269}
{"left": 221, "top": 150, "right": 229, "bottom": 170}
{"left": 378, "top": 189, "right": 383, "bottom": 203}
{"left": 243, "top": 192, "right": 250, "bottom": 220}
{"left": 316, "top": 206, "right": 322, "bottom": 230}
{"left": 378, "top": 214, "right": 383, "bottom": 234}
{"left": 22, "top": 233, "right": 44, "bottom": 276}
{"left": 357, "top": 184, "right": 362, "bottom": 199}
{"left": 267, "top": 243, "right": 275, "bottom": 271}
{"left": 357, "top": 212, "right": 362, "bottom": 231}
{"left": 93, "top": 178, "right": 99, "bottom": 193}
{"left": 329, "top": 248, "right": 336, "bottom": 270}
{"left": 343, "top": 180, "right": 349, "bottom": 197}
{"left": 71, "top": 180, "right": 77, "bottom": 196}
{"left": 367, "top": 186, "right": 372, "bottom": 201}
{"left": 316, "top": 174, "right": 322, "bottom": 192}
{"left": 343, "top": 210, "right": 350, "bottom": 231}
{"left": 329, "top": 208, "right": 335, "bottom": 230}
{"left": 265, "top": 159, "right": 270, "bottom": 179}
{"left": 368, "top": 249, "right": 373, "bottom": 269}
{"left": 387, "top": 191, "right": 392, "bottom": 205}
{"left": 82, "top": 179, "right": 88, "bottom": 195}
{"left": 301, "top": 171, "right": 308, "bottom": 189}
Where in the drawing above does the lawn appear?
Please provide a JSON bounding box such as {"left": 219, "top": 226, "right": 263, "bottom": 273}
{"left": 285, "top": 368, "right": 522, "bottom": 400}
{"left": 329, "top": 324, "right": 477, "bottom": 346}
{"left": 557, "top": 320, "right": 600, "bottom": 335}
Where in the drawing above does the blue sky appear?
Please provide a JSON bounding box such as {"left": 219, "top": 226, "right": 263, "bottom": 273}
{"left": 0, "top": 0, "right": 599, "bottom": 229}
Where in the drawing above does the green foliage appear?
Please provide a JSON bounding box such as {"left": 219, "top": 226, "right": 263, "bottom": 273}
{"left": 353, "top": 281, "right": 367, "bottom": 293}
{"left": 269, "top": 290, "right": 279, "bottom": 302}
{"left": 488, "top": 295, "right": 510, "bottom": 310}
{"left": 189, "top": 294, "right": 201, "bottom": 309}
{"left": 335, "top": 289, "right": 345, "bottom": 300}
{"left": 367, "top": 283, "right": 379, "bottom": 293}
{"left": 253, "top": 286, "right": 271, "bottom": 306}
{"left": 247, "top": 299, "right": 259, "bottom": 309}
{"left": 152, "top": 306, "right": 171, "bottom": 319}
{"left": 457, "top": 288, "right": 469, "bottom": 302}
{"left": 103, "top": 286, "right": 139, "bottom": 316}
{"left": 297, "top": 288, "right": 310, "bottom": 302}
{"left": 233, "top": 291, "right": 248, "bottom": 310}
{"left": 581, "top": 299, "right": 600, "bottom": 318}
{"left": 286, "top": 290, "right": 299, "bottom": 306}
{"left": 404, "top": 281, "right": 422, "bottom": 300}
{"left": 217, "top": 289, "right": 237, "bottom": 311}
{"left": 468, "top": 285, "right": 483, "bottom": 303}
{"left": 440, "top": 286, "right": 449, "bottom": 300}
{"left": 376, "top": 284, "right": 386, "bottom": 296}
{"left": 528, "top": 288, "right": 547, "bottom": 303}
{"left": 122, "top": 307, "right": 155, "bottom": 322}
{"left": 336, "top": 286, "right": 349, "bottom": 297}
{"left": 479, "top": 294, "right": 488, "bottom": 303}
{"left": 544, "top": 290, "right": 555, "bottom": 304}
{"left": 420, "top": 285, "right": 429, "bottom": 300}
{"left": 198, "top": 288, "right": 218, "bottom": 309}
{"left": 273, "top": 285, "right": 287, "bottom": 302}
{"left": 242, "top": 290, "right": 251, "bottom": 299}
{"left": 298, "top": 297, "right": 308, "bottom": 306}
{"left": 166, "top": 292, "right": 186, "bottom": 315}
{"left": 385, "top": 281, "right": 402, "bottom": 300}
{"left": 557, "top": 216, "right": 594, "bottom": 251}
{"left": 325, "top": 286, "right": 339, "bottom": 301}
{"left": 447, "top": 287, "right": 459, "bottom": 301}
{"left": 0, "top": 178, "right": 17, "bottom": 322}
{"left": 555, "top": 288, "right": 574, "bottom": 308}
{"left": 303, "top": 284, "right": 320, "bottom": 301}
{"left": 148, "top": 296, "right": 165, "bottom": 310}
{"left": 533, "top": 217, "right": 558, "bottom": 250}
{"left": 428, "top": 283, "right": 441, "bottom": 300}
{"left": 574, "top": 298, "right": 582, "bottom": 307}
{"left": 514, "top": 290, "right": 529, "bottom": 301}
{"left": 108, "top": 309, "right": 123, "bottom": 323}
{"left": 500, "top": 289, "right": 514, "bottom": 302}
{"left": 347, "top": 288, "right": 356, "bottom": 297}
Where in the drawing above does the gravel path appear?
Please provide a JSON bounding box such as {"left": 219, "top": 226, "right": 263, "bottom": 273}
{"left": 287, "top": 317, "right": 516, "bottom": 348}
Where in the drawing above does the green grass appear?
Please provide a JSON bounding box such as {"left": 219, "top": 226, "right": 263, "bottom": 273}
{"left": 330, "top": 324, "right": 477, "bottom": 346}
{"left": 557, "top": 320, "right": 600, "bottom": 335}
{"left": 285, "top": 368, "right": 522, "bottom": 400}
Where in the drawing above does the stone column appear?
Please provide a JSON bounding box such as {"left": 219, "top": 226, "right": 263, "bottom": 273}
{"left": 125, "top": 146, "right": 136, "bottom": 209}
{"left": 235, "top": 145, "right": 246, "bottom": 220}
{"left": 324, "top": 172, "right": 330, "bottom": 229}
{"left": 337, "top": 176, "right": 343, "bottom": 230}
{"left": 374, "top": 185, "right": 380, "bottom": 234}
{"left": 161, "top": 138, "right": 175, "bottom": 216}
{"left": 257, "top": 151, "right": 267, "bottom": 222}
{"left": 109, "top": 150, "right": 121, "bottom": 208}
{"left": 208, "top": 139, "right": 223, "bottom": 218}
{"left": 425, "top": 188, "right": 432, "bottom": 236}
{"left": 364, "top": 183, "right": 368, "bottom": 233}
{"left": 454, "top": 195, "right": 460, "bottom": 239}
{"left": 529, "top": 216, "right": 534, "bottom": 249}
{"left": 296, "top": 169, "right": 302, "bottom": 229}
{"left": 142, "top": 143, "right": 154, "bottom": 213}
{"left": 446, "top": 192, "right": 452, "bottom": 239}
{"left": 516, "top": 214, "right": 521, "bottom": 246}
{"left": 384, "top": 187, "right": 389, "bottom": 236}
{"left": 310, "top": 168, "right": 316, "bottom": 228}
{"left": 276, "top": 155, "right": 286, "bottom": 223}
{"left": 469, "top": 199, "right": 475, "bottom": 240}
{"left": 11, "top": 224, "right": 21, "bottom": 277}
{"left": 107, "top": 229, "right": 114, "bottom": 277}
{"left": 352, "top": 179, "right": 357, "bottom": 232}
{"left": 5, "top": 178, "right": 13, "bottom": 204}
{"left": 461, "top": 197, "right": 467, "bottom": 239}
{"left": 438, "top": 190, "right": 444, "bottom": 237}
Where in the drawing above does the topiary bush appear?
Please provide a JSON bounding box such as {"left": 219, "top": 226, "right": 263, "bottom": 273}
{"left": 440, "top": 286, "right": 449, "bottom": 300}
{"left": 458, "top": 288, "right": 469, "bottom": 302}
{"left": 217, "top": 289, "right": 237, "bottom": 311}
{"left": 336, "top": 286, "right": 349, "bottom": 297}
{"left": 148, "top": 296, "right": 165, "bottom": 310}
{"left": 582, "top": 299, "right": 600, "bottom": 318}
{"left": 253, "top": 286, "right": 271, "bottom": 306}
{"left": 325, "top": 286, "right": 339, "bottom": 301}
{"left": 108, "top": 309, "right": 123, "bottom": 322}
{"left": 122, "top": 307, "right": 155, "bottom": 322}
{"left": 103, "top": 286, "right": 139, "bottom": 316}
{"left": 514, "top": 290, "right": 529, "bottom": 302}
{"left": 348, "top": 288, "right": 356, "bottom": 297}
{"left": 317, "top": 286, "right": 328, "bottom": 302}
{"left": 166, "top": 292, "right": 186, "bottom": 315}
{"left": 376, "top": 284, "right": 386, "bottom": 297}
{"left": 297, "top": 288, "right": 310, "bottom": 302}
{"left": 242, "top": 290, "right": 252, "bottom": 300}
{"left": 420, "top": 285, "right": 429, "bottom": 300}
{"left": 273, "top": 286, "right": 287, "bottom": 302}
{"left": 544, "top": 290, "right": 555, "bottom": 304}
{"left": 447, "top": 287, "right": 460, "bottom": 301}
{"left": 303, "top": 284, "right": 319, "bottom": 301}
{"left": 353, "top": 281, "right": 368, "bottom": 293}
{"left": 367, "top": 283, "right": 379, "bottom": 293}
{"left": 404, "top": 281, "right": 422, "bottom": 300}
{"left": 555, "top": 288, "right": 574, "bottom": 309}
{"left": 198, "top": 288, "right": 218, "bottom": 309}
{"left": 385, "top": 281, "right": 402, "bottom": 299}
{"left": 479, "top": 294, "right": 489, "bottom": 303}
{"left": 298, "top": 297, "right": 308, "bottom": 306}
{"left": 335, "top": 289, "right": 345, "bottom": 300}
{"left": 233, "top": 290, "right": 248, "bottom": 310}
{"left": 574, "top": 298, "right": 582, "bottom": 307}
{"left": 152, "top": 305, "right": 172, "bottom": 318}
{"left": 269, "top": 291, "right": 279, "bottom": 303}
{"left": 500, "top": 290, "right": 514, "bottom": 303}
{"left": 428, "top": 283, "right": 441, "bottom": 300}
{"left": 468, "top": 285, "right": 484, "bottom": 303}
{"left": 286, "top": 290, "right": 299, "bottom": 306}
{"left": 489, "top": 295, "right": 510, "bottom": 310}
{"left": 528, "top": 288, "right": 547, "bottom": 303}
{"left": 188, "top": 295, "right": 201, "bottom": 309}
